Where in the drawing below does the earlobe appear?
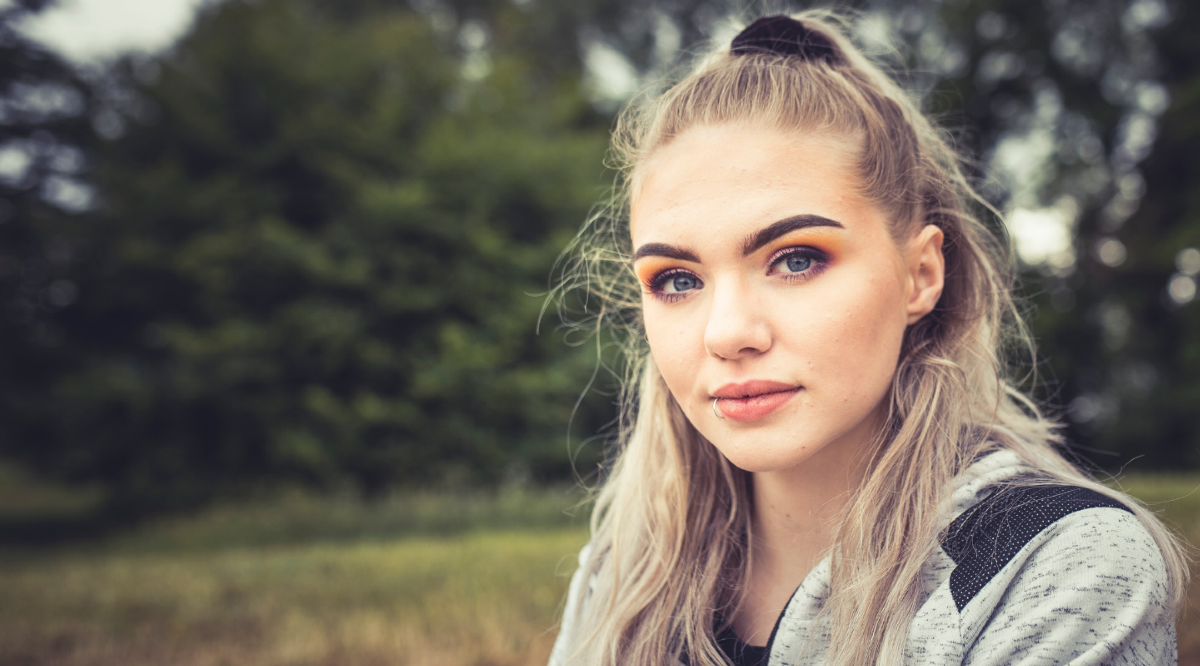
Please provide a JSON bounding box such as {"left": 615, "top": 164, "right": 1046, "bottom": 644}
{"left": 906, "top": 225, "right": 945, "bottom": 325}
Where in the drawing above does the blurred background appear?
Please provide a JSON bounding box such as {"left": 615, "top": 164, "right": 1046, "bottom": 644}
{"left": 0, "top": 0, "right": 1197, "bottom": 664}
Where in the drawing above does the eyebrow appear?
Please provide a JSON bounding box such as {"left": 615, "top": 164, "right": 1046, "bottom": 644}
{"left": 629, "top": 214, "right": 844, "bottom": 264}
{"left": 740, "top": 214, "right": 845, "bottom": 256}
{"left": 630, "top": 242, "right": 700, "bottom": 263}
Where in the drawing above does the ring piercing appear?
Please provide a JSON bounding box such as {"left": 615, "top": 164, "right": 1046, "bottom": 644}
{"left": 712, "top": 397, "right": 725, "bottom": 420}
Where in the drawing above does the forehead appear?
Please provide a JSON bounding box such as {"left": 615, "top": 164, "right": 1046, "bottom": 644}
{"left": 630, "top": 123, "right": 871, "bottom": 241}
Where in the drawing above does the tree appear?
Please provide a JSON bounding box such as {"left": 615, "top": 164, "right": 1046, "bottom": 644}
{"left": 1, "top": 0, "right": 611, "bottom": 514}
{"left": 4, "top": 0, "right": 1196, "bottom": 522}
{"left": 1080, "top": 0, "right": 1200, "bottom": 467}
{"left": 0, "top": 0, "right": 99, "bottom": 489}
{"left": 846, "top": 0, "right": 1192, "bottom": 470}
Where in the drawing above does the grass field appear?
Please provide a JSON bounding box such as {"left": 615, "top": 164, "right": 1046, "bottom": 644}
{"left": 2, "top": 471, "right": 1200, "bottom": 665}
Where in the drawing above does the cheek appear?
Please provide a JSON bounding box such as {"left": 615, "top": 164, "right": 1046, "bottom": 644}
{"left": 785, "top": 268, "right": 908, "bottom": 399}
{"left": 643, "top": 304, "right": 708, "bottom": 399}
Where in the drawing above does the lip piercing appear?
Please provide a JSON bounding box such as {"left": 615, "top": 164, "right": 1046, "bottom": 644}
{"left": 712, "top": 397, "right": 725, "bottom": 420}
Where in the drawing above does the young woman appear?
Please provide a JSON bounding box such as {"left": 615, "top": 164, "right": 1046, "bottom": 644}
{"left": 548, "top": 11, "right": 1187, "bottom": 666}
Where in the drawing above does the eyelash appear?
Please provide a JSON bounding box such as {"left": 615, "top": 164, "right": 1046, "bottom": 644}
{"left": 647, "top": 269, "right": 700, "bottom": 303}
{"left": 766, "top": 246, "right": 829, "bottom": 282}
{"left": 644, "top": 246, "right": 830, "bottom": 302}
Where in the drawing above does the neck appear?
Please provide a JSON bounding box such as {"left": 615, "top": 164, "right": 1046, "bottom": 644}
{"left": 749, "top": 413, "right": 880, "bottom": 580}
{"left": 730, "top": 406, "right": 884, "bottom": 646}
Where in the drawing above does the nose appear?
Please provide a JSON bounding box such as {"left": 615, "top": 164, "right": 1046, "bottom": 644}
{"left": 703, "top": 276, "right": 772, "bottom": 360}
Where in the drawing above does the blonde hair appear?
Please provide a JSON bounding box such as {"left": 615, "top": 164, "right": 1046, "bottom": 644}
{"left": 553, "top": 9, "right": 1188, "bottom": 665}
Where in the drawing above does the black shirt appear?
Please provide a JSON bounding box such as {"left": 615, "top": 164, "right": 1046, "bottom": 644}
{"left": 715, "top": 624, "right": 768, "bottom": 666}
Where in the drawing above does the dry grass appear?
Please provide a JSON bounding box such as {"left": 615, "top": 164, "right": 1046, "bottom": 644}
{"left": 0, "top": 528, "right": 589, "bottom": 666}
{"left": 2, "top": 472, "right": 1200, "bottom": 665}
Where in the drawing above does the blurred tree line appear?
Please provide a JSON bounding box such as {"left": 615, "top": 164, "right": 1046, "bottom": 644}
{"left": 0, "top": 0, "right": 1196, "bottom": 520}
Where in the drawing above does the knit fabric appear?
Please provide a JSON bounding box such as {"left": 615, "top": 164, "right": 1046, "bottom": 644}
{"left": 547, "top": 451, "right": 1177, "bottom": 665}
{"left": 941, "top": 484, "right": 1132, "bottom": 612}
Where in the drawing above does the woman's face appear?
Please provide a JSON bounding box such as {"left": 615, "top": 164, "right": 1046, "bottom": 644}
{"left": 630, "top": 123, "right": 944, "bottom": 473}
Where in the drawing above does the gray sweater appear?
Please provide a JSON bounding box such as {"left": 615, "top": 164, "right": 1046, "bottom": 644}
{"left": 549, "top": 451, "right": 1176, "bottom": 665}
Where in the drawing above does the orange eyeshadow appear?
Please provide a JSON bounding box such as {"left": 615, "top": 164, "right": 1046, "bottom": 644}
{"left": 634, "top": 257, "right": 691, "bottom": 285}
{"left": 758, "top": 227, "right": 847, "bottom": 260}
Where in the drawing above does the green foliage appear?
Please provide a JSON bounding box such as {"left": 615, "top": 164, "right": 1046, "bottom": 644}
{"left": 1, "top": 0, "right": 612, "bottom": 511}
{"left": 3, "top": 0, "right": 1199, "bottom": 519}
{"left": 1062, "top": 0, "right": 1200, "bottom": 467}
{"left": 0, "top": 1, "right": 100, "bottom": 482}
{"left": 860, "top": 0, "right": 1197, "bottom": 469}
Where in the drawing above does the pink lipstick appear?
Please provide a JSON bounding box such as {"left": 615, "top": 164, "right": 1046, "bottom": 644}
{"left": 712, "top": 380, "right": 801, "bottom": 422}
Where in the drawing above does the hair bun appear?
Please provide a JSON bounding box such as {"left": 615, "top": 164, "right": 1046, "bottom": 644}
{"left": 730, "top": 15, "right": 843, "bottom": 65}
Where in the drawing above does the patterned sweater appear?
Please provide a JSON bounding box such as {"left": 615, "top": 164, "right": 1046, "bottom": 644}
{"left": 548, "top": 451, "right": 1177, "bottom": 665}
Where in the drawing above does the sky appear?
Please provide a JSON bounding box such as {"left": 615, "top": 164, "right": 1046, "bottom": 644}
{"left": 14, "top": 0, "right": 211, "bottom": 63}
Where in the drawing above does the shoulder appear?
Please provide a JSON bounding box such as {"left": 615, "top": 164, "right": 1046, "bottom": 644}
{"left": 560, "top": 542, "right": 597, "bottom": 618}
{"left": 941, "top": 484, "right": 1148, "bottom": 612}
{"left": 940, "top": 485, "right": 1176, "bottom": 665}
{"left": 548, "top": 543, "right": 597, "bottom": 666}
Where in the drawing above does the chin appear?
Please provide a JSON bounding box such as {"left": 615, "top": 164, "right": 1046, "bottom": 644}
{"left": 713, "top": 439, "right": 820, "bottom": 474}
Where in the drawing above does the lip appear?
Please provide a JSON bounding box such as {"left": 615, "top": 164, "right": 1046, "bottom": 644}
{"left": 712, "top": 380, "right": 802, "bottom": 422}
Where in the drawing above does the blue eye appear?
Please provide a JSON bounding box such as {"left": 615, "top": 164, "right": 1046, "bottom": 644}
{"left": 667, "top": 275, "right": 699, "bottom": 292}
{"left": 649, "top": 269, "right": 704, "bottom": 299}
{"left": 785, "top": 255, "right": 812, "bottom": 272}
{"left": 768, "top": 247, "right": 827, "bottom": 280}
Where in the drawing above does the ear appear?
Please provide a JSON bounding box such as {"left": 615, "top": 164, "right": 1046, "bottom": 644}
{"left": 905, "top": 224, "right": 945, "bottom": 325}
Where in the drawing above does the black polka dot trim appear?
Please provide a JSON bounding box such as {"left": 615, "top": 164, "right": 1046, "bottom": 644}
{"left": 941, "top": 485, "right": 1132, "bottom": 612}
